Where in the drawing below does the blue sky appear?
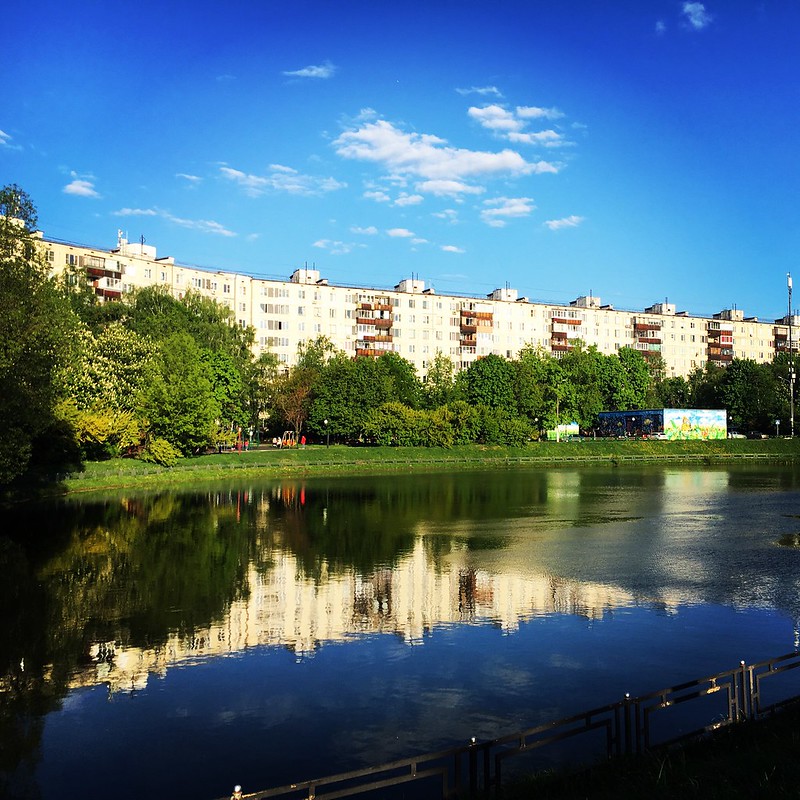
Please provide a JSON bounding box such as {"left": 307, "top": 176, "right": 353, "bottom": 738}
{"left": 2, "top": 1, "right": 798, "bottom": 319}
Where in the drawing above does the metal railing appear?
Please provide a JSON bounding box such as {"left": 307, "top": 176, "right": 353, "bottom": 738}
{"left": 216, "top": 651, "right": 800, "bottom": 800}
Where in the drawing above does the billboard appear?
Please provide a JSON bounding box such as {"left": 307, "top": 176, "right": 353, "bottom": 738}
{"left": 662, "top": 409, "right": 727, "bottom": 440}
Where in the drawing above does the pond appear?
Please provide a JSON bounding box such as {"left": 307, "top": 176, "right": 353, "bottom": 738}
{"left": 2, "top": 464, "right": 800, "bottom": 799}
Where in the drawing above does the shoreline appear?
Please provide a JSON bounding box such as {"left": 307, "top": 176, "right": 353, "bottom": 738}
{"left": 51, "top": 439, "right": 800, "bottom": 495}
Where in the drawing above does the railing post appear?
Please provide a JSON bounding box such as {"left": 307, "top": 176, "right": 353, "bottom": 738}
{"left": 468, "top": 737, "right": 478, "bottom": 797}
{"left": 623, "top": 693, "right": 633, "bottom": 755}
{"left": 737, "top": 660, "right": 748, "bottom": 721}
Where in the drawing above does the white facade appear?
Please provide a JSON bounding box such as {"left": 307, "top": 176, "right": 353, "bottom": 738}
{"left": 42, "top": 231, "right": 797, "bottom": 378}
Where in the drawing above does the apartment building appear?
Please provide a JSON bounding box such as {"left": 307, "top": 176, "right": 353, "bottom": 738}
{"left": 42, "top": 230, "right": 799, "bottom": 378}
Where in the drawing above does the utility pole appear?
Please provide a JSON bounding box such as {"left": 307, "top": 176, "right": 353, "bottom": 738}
{"left": 789, "top": 273, "right": 795, "bottom": 438}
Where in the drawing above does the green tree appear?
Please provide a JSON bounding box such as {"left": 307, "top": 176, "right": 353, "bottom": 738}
{"left": 273, "top": 368, "right": 315, "bottom": 436}
{"left": 0, "top": 185, "right": 80, "bottom": 484}
{"left": 59, "top": 322, "right": 155, "bottom": 412}
{"left": 601, "top": 347, "right": 652, "bottom": 411}
{"left": 688, "top": 362, "right": 726, "bottom": 409}
{"left": 309, "top": 354, "right": 393, "bottom": 440}
{"left": 514, "top": 345, "right": 551, "bottom": 427}
{"left": 423, "top": 350, "right": 457, "bottom": 408}
{"left": 461, "top": 354, "right": 516, "bottom": 410}
{"left": 558, "top": 344, "right": 604, "bottom": 429}
{"left": 139, "top": 332, "right": 220, "bottom": 455}
{"left": 246, "top": 351, "right": 281, "bottom": 432}
{"left": 657, "top": 376, "right": 691, "bottom": 408}
{"left": 720, "top": 359, "right": 779, "bottom": 434}
{"left": 378, "top": 351, "right": 422, "bottom": 408}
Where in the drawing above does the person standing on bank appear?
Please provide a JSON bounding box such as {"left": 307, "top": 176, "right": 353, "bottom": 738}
{"left": 231, "top": 785, "right": 243, "bottom": 800}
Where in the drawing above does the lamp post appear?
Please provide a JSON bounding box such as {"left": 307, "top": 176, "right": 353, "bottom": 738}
{"left": 789, "top": 273, "right": 795, "bottom": 438}
{"left": 324, "top": 418, "right": 329, "bottom": 448}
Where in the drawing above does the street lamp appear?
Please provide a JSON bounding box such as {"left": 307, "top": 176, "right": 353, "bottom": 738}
{"left": 324, "top": 418, "right": 329, "bottom": 448}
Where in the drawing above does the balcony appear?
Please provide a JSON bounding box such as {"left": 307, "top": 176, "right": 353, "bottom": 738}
{"left": 552, "top": 317, "right": 582, "bottom": 326}
{"left": 635, "top": 336, "right": 662, "bottom": 345}
{"left": 374, "top": 318, "right": 393, "bottom": 329}
{"left": 356, "top": 317, "right": 376, "bottom": 326}
{"left": 356, "top": 348, "right": 380, "bottom": 358}
{"left": 634, "top": 322, "right": 661, "bottom": 332}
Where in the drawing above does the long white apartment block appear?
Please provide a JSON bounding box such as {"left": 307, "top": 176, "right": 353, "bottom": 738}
{"left": 42, "top": 230, "right": 799, "bottom": 378}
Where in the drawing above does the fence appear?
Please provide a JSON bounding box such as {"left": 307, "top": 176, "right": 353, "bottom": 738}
{"left": 213, "top": 650, "right": 800, "bottom": 800}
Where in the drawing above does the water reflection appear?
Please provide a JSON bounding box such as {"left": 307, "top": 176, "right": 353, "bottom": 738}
{"left": 2, "top": 465, "right": 800, "bottom": 798}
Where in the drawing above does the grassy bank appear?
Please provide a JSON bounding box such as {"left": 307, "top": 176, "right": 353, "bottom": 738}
{"left": 57, "top": 438, "right": 800, "bottom": 494}
{"left": 506, "top": 701, "right": 800, "bottom": 799}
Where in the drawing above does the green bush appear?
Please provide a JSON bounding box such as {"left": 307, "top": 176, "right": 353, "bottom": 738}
{"left": 139, "top": 437, "right": 182, "bottom": 467}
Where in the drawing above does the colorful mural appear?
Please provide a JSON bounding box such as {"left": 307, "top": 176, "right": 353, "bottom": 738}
{"left": 662, "top": 409, "right": 727, "bottom": 440}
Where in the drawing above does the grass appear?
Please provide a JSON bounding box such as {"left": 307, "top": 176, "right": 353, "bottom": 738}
{"left": 54, "top": 438, "right": 800, "bottom": 494}
{"left": 504, "top": 702, "right": 800, "bottom": 799}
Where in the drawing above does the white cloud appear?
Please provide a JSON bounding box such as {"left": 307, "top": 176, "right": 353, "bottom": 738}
{"left": 508, "top": 129, "right": 564, "bottom": 146}
{"left": 544, "top": 214, "right": 584, "bottom": 230}
{"left": 351, "top": 225, "right": 378, "bottom": 235}
{"left": 221, "top": 165, "right": 345, "bottom": 197}
{"left": 176, "top": 173, "right": 202, "bottom": 184}
{"left": 682, "top": 2, "right": 712, "bottom": 30}
{"left": 387, "top": 228, "right": 414, "bottom": 238}
{"left": 469, "top": 104, "right": 570, "bottom": 151}
{"left": 433, "top": 208, "right": 459, "bottom": 223}
{"left": 168, "top": 216, "right": 236, "bottom": 237}
{"left": 456, "top": 86, "right": 503, "bottom": 97}
{"left": 283, "top": 61, "right": 337, "bottom": 79}
{"left": 0, "top": 129, "right": 21, "bottom": 150}
{"left": 112, "top": 206, "right": 235, "bottom": 236}
{"left": 313, "top": 239, "right": 354, "bottom": 255}
{"left": 516, "top": 106, "right": 565, "bottom": 120}
{"left": 468, "top": 104, "right": 522, "bottom": 132}
{"left": 334, "top": 119, "right": 552, "bottom": 197}
{"left": 394, "top": 193, "right": 424, "bottom": 207}
{"left": 364, "top": 189, "right": 391, "bottom": 203}
{"left": 412, "top": 238, "right": 429, "bottom": 245}
{"left": 63, "top": 179, "right": 100, "bottom": 198}
{"left": 655, "top": 19, "right": 667, "bottom": 34}
{"left": 480, "top": 196, "right": 536, "bottom": 227}
{"left": 113, "top": 208, "right": 159, "bottom": 217}
{"left": 416, "top": 179, "right": 485, "bottom": 197}
{"left": 441, "top": 245, "right": 465, "bottom": 253}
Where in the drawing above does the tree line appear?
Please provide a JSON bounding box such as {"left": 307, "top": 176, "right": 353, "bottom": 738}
{"left": 1, "top": 185, "right": 795, "bottom": 485}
